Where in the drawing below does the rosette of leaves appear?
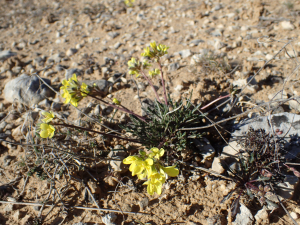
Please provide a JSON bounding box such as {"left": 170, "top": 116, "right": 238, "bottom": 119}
{"left": 222, "top": 128, "right": 291, "bottom": 214}
{"left": 121, "top": 94, "right": 205, "bottom": 162}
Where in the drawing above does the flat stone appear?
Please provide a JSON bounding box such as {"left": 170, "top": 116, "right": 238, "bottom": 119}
{"left": 233, "top": 204, "right": 254, "bottom": 225}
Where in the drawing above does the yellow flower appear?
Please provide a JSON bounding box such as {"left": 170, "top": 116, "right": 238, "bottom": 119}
{"left": 148, "top": 68, "right": 160, "bottom": 78}
{"left": 41, "top": 111, "right": 55, "bottom": 123}
{"left": 113, "top": 98, "right": 121, "bottom": 105}
{"left": 60, "top": 74, "right": 89, "bottom": 107}
{"left": 144, "top": 172, "right": 166, "bottom": 195}
{"left": 149, "top": 147, "right": 164, "bottom": 159}
{"left": 123, "top": 156, "right": 153, "bottom": 176}
{"left": 39, "top": 123, "right": 55, "bottom": 138}
{"left": 141, "top": 42, "right": 169, "bottom": 59}
{"left": 124, "top": 0, "right": 135, "bottom": 7}
{"left": 80, "top": 82, "right": 89, "bottom": 96}
{"left": 160, "top": 165, "right": 179, "bottom": 177}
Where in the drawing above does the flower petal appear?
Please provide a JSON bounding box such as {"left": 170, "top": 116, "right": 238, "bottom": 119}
{"left": 163, "top": 166, "right": 179, "bottom": 177}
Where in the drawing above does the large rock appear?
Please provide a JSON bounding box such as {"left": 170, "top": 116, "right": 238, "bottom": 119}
{"left": 4, "top": 74, "right": 54, "bottom": 106}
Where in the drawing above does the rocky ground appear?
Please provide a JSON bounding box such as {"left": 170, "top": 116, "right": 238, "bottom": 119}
{"left": 0, "top": 0, "right": 300, "bottom": 224}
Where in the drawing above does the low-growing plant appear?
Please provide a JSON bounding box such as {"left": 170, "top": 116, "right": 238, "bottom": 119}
{"left": 222, "top": 127, "right": 300, "bottom": 216}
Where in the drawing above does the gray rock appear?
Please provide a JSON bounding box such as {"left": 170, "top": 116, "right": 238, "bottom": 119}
{"left": 168, "top": 62, "right": 180, "bottom": 72}
{"left": 189, "top": 39, "right": 204, "bottom": 46}
{"left": 193, "top": 138, "right": 216, "bottom": 168}
{"left": 107, "top": 31, "right": 120, "bottom": 39}
{"left": 0, "top": 103, "right": 4, "bottom": 112}
{"left": 214, "top": 4, "right": 223, "bottom": 11}
{"left": 0, "top": 50, "right": 17, "bottom": 61}
{"left": 102, "top": 212, "right": 117, "bottom": 225}
{"left": 254, "top": 208, "right": 269, "bottom": 224}
{"left": 114, "top": 42, "right": 122, "bottom": 49}
{"left": 47, "top": 53, "right": 63, "bottom": 64}
{"left": 84, "top": 80, "right": 111, "bottom": 97}
{"left": 4, "top": 74, "right": 54, "bottom": 106}
{"left": 73, "top": 223, "right": 87, "bottom": 225}
{"left": 276, "top": 175, "right": 299, "bottom": 199}
{"left": 177, "top": 49, "right": 192, "bottom": 58}
{"left": 0, "top": 121, "right": 7, "bottom": 132}
{"left": 207, "top": 215, "right": 222, "bottom": 225}
{"left": 232, "top": 112, "right": 300, "bottom": 160}
{"left": 65, "top": 68, "right": 83, "bottom": 80}
{"left": 233, "top": 204, "right": 254, "bottom": 225}
{"left": 51, "top": 102, "right": 61, "bottom": 111}
{"left": 4, "top": 204, "right": 13, "bottom": 212}
{"left": 108, "top": 147, "right": 127, "bottom": 173}
{"left": 66, "top": 48, "right": 78, "bottom": 57}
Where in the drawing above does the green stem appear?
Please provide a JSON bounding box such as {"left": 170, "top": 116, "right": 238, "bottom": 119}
{"left": 52, "top": 123, "right": 141, "bottom": 143}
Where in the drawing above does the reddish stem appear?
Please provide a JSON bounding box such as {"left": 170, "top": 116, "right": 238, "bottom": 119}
{"left": 140, "top": 70, "right": 162, "bottom": 103}
{"left": 158, "top": 59, "right": 168, "bottom": 106}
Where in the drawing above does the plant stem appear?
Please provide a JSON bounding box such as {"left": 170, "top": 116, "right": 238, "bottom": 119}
{"left": 158, "top": 59, "right": 168, "bottom": 106}
{"left": 140, "top": 70, "right": 162, "bottom": 103}
{"left": 87, "top": 94, "right": 147, "bottom": 122}
{"left": 52, "top": 123, "right": 141, "bottom": 143}
{"left": 200, "top": 94, "right": 230, "bottom": 110}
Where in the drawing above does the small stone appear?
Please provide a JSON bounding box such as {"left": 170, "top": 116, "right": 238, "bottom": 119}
{"left": 107, "top": 31, "right": 120, "bottom": 39}
{"left": 254, "top": 208, "right": 269, "bottom": 224}
{"left": 114, "top": 42, "right": 122, "bottom": 49}
{"left": 139, "top": 197, "right": 149, "bottom": 210}
{"left": 177, "top": 49, "right": 192, "bottom": 58}
{"left": 4, "top": 204, "right": 13, "bottom": 212}
{"left": 280, "top": 21, "right": 295, "bottom": 30}
{"left": 193, "top": 138, "right": 216, "bottom": 168}
{"left": 65, "top": 68, "right": 83, "bottom": 80}
{"left": 168, "top": 62, "right": 180, "bottom": 72}
{"left": 0, "top": 121, "right": 7, "bottom": 132}
{"left": 207, "top": 215, "right": 222, "bottom": 225}
{"left": 102, "top": 213, "right": 117, "bottom": 225}
{"left": 174, "top": 84, "right": 183, "bottom": 91}
{"left": 51, "top": 102, "right": 61, "bottom": 111}
{"left": 66, "top": 48, "right": 78, "bottom": 57}
{"left": 233, "top": 204, "right": 254, "bottom": 225}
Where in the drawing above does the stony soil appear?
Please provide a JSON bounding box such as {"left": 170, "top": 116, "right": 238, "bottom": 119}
{"left": 0, "top": 0, "right": 300, "bottom": 224}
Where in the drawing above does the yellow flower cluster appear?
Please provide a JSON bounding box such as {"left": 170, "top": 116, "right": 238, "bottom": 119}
{"left": 123, "top": 147, "right": 179, "bottom": 195}
{"left": 128, "top": 58, "right": 151, "bottom": 77}
{"left": 141, "top": 42, "right": 169, "bottom": 59}
{"left": 124, "top": 0, "right": 135, "bottom": 7}
{"left": 148, "top": 68, "right": 160, "bottom": 78}
{"left": 60, "top": 74, "right": 89, "bottom": 107}
{"left": 39, "top": 111, "right": 55, "bottom": 138}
